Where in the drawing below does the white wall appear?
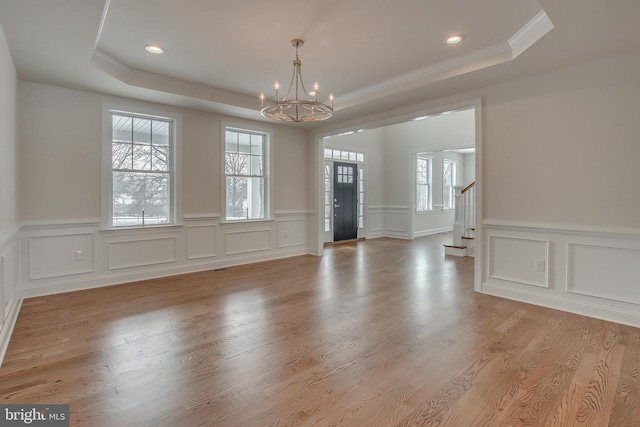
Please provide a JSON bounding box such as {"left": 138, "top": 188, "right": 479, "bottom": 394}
{"left": 17, "top": 82, "right": 312, "bottom": 297}
{"left": 0, "top": 24, "right": 17, "bottom": 235}
{"left": 463, "top": 153, "right": 475, "bottom": 187}
{"left": 19, "top": 83, "right": 101, "bottom": 222}
{"left": 479, "top": 49, "right": 640, "bottom": 327}
{"left": 482, "top": 51, "right": 640, "bottom": 229}
{"left": 0, "top": 21, "right": 21, "bottom": 366}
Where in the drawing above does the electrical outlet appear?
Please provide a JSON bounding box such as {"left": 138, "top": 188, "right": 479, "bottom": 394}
{"left": 535, "top": 260, "right": 545, "bottom": 272}
{"left": 76, "top": 250, "right": 84, "bottom": 261}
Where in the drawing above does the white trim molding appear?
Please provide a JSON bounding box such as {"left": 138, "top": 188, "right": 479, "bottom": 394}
{"left": 482, "top": 221, "right": 640, "bottom": 328}
{"left": 18, "top": 214, "right": 310, "bottom": 299}
{"left": 0, "top": 225, "right": 21, "bottom": 367}
{"left": 0, "top": 298, "right": 22, "bottom": 368}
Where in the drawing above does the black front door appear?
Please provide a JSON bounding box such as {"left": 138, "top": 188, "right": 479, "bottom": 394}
{"left": 333, "top": 162, "right": 358, "bottom": 241}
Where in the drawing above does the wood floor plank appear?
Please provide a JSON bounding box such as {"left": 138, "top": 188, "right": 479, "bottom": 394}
{"left": 1, "top": 233, "right": 639, "bottom": 426}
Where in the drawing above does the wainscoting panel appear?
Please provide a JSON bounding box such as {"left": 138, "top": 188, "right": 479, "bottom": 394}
{"left": 567, "top": 243, "right": 640, "bottom": 305}
{"left": 187, "top": 224, "right": 217, "bottom": 260}
{"left": 488, "top": 236, "right": 549, "bottom": 288}
{"left": 29, "top": 233, "right": 94, "bottom": 280}
{"left": 482, "top": 221, "right": 640, "bottom": 327}
{"left": 108, "top": 237, "right": 177, "bottom": 270}
{"left": 384, "top": 206, "right": 410, "bottom": 239}
{"left": 225, "top": 228, "right": 271, "bottom": 256}
{"left": 367, "top": 207, "right": 385, "bottom": 239}
{"left": 1, "top": 244, "right": 17, "bottom": 319}
{"left": 19, "top": 216, "right": 308, "bottom": 298}
{"left": 277, "top": 219, "right": 306, "bottom": 249}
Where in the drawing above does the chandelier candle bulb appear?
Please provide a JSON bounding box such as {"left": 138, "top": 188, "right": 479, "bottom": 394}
{"left": 275, "top": 82, "right": 279, "bottom": 101}
{"left": 260, "top": 92, "right": 264, "bottom": 107}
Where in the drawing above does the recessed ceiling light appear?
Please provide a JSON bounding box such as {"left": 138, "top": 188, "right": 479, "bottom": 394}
{"left": 446, "top": 35, "right": 464, "bottom": 44}
{"left": 145, "top": 45, "right": 165, "bottom": 54}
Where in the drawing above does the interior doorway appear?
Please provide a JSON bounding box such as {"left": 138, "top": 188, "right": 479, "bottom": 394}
{"left": 315, "top": 99, "right": 482, "bottom": 292}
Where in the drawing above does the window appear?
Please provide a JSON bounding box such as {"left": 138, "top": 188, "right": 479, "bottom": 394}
{"left": 224, "top": 126, "right": 269, "bottom": 221}
{"left": 324, "top": 164, "right": 332, "bottom": 232}
{"left": 416, "top": 155, "right": 432, "bottom": 212}
{"left": 443, "top": 159, "right": 456, "bottom": 210}
{"left": 358, "top": 166, "right": 365, "bottom": 228}
{"left": 324, "top": 148, "right": 364, "bottom": 163}
{"left": 108, "top": 111, "right": 175, "bottom": 227}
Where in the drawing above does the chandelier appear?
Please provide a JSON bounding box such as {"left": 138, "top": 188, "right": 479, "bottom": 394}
{"left": 260, "top": 39, "right": 334, "bottom": 123}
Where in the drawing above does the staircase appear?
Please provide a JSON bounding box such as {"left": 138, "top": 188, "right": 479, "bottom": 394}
{"left": 444, "top": 182, "right": 475, "bottom": 257}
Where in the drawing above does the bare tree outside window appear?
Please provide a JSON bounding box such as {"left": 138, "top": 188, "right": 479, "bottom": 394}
{"left": 416, "top": 155, "right": 432, "bottom": 211}
{"left": 443, "top": 159, "right": 456, "bottom": 210}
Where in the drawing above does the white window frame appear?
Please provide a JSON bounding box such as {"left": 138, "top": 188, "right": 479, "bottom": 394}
{"left": 324, "top": 162, "right": 332, "bottom": 233}
{"left": 323, "top": 148, "right": 365, "bottom": 163}
{"left": 222, "top": 121, "right": 273, "bottom": 222}
{"left": 416, "top": 155, "right": 433, "bottom": 212}
{"left": 358, "top": 165, "right": 365, "bottom": 230}
{"left": 443, "top": 159, "right": 456, "bottom": 211}
{"left": 101, "top": 103, "right": 182, "bottom": 229}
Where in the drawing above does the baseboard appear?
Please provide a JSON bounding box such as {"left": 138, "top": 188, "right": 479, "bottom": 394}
{"left": 482, "top": 282, "right": 640, "bottom": 328}
{"left": 414, "top": 226, "right": 453, "bottom": 238}
{"left": 0, "top": 298, "right": 23, "bottom": 367}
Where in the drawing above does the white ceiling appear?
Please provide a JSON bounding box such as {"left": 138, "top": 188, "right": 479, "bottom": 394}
{"left": 1, "top": 0, "right": 639, "bottom": 127}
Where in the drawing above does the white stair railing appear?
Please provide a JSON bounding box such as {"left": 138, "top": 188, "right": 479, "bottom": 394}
{"left": 462, "top": 182, "right": 475, "bottom": 238}
{"left": 452, "top": 182, "right": 475, "bottom": 248}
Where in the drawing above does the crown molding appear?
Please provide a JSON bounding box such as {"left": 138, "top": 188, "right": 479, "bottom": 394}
{"left": 332, "top": 9, "right": 554, "bottom": 111}
{"left": 91, "top": 49, "right": 259, "bottom": 112}
{"left": 337, "top": 42, "right": 512, "bottom": 110}
{"left": 509, "top": 10, "right": 555, "bottom": 59}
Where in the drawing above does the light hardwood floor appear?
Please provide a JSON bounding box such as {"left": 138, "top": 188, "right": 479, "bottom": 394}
{"left": 1, "top": 233, "right": 639, "bottom": 426}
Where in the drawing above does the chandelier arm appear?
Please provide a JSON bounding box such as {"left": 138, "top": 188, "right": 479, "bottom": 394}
{"left": 296, "top": 64, "right": 313, "bottom": 100}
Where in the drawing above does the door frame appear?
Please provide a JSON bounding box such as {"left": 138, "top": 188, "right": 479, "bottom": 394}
{"left": 323, "top": 159, "right": 367, "bottom": 243}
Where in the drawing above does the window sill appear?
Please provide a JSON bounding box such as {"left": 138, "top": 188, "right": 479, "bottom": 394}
{"left": 100, "top": 224, "right": 184, "bottom": 235}
{"left": 220, "top": 218, "right": 275, "bottom": 227}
